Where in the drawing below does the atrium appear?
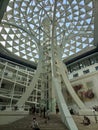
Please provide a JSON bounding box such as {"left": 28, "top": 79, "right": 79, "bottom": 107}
{"left": 0, "top": 0, "right": 98, "bottom": 130}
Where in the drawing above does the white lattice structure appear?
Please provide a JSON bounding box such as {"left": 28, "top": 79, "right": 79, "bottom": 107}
{"left": 0, "top": 0, "right": 95, "bottom": 63}
{"left": 0, "top": 1, "right": 97, "bottom": 130}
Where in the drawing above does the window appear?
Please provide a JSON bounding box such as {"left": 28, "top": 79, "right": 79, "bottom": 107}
{"left": 83, "top": 69, "right": 89, "bottom": 74}
{"left": 73, "top": 73, "right": 78, "bottom": 77}
{"left": 95, "top": 66, "right": 98, "bottom": 70}
{"left": 4, "top": 72, "right": 8, "bottom": 76}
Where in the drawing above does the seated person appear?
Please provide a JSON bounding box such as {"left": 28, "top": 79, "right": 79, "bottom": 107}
{"left": 31, "top": 117, "right": 40, "bottom": 130}
{"left": 82, "top": 116, "right": 91, "bottom": 125}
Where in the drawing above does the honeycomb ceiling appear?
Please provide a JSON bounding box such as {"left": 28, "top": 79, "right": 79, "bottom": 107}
{"left": 0, "top": 0, "right": 95, "bottom": 63}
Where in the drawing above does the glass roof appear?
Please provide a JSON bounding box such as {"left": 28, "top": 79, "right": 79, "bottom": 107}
{"left": 0, "top": 0, "right": 95, "bottom": 63}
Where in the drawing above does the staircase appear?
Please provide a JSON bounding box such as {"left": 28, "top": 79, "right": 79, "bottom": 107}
{"left": 0, "top": 114, "right": 68, "bottom": 130}
{"left": 0, "top": 114, "right": 98, "bottom": 130}
{"left": 39, "top": 114, "right": 68, "bottom": 130}
{"left": 73, "top": 115, "right": 98, "bottom": 130}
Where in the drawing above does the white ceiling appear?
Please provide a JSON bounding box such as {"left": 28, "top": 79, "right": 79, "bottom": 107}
{"left": 0, "top": 0, "right": 95, "bottom": 63}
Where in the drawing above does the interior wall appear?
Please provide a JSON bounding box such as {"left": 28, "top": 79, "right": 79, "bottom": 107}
{"left": 70, "top": 71, "right": 98, "bottom": 110}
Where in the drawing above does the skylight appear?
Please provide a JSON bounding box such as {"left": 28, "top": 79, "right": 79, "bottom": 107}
{"left": 0, "top": 0, "right": 95, "bottom": 63}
